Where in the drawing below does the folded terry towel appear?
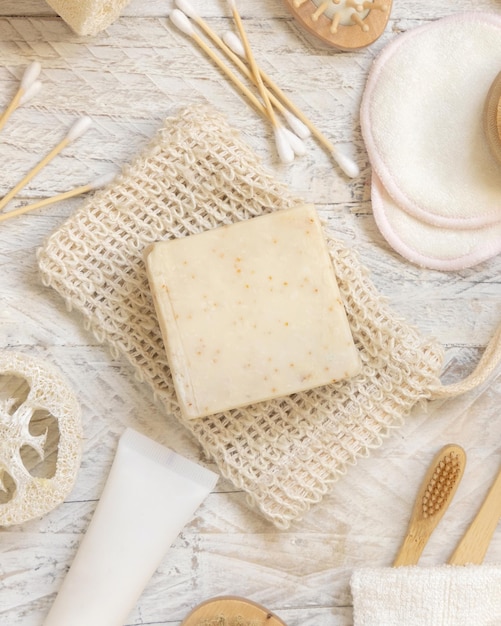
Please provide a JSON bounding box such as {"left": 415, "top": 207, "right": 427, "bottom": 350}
{"left": 351, "top": 565, "right": 501, "bottom": 625}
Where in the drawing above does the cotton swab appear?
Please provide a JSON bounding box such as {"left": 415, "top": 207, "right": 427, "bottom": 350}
{"left": 170, "top": 9, "right": 297, "bottom": 163}
{"left": 18, "top": 80, "right": 42, "bottom": 107}
{"left": 226, "top": 0, "right": 296, "bottom": 163}
{"left": 0, "top": 116, "right": 92, "bottom": 212}
{"left": 0, "top": 62, "right": 42, "bottom": 134}
{"left": 223, "top": 31, "right": 360, "bottom": 178}
{"left": 0, "top": 172, "right": 115, "bottom": 223}
{"left": 175, "top": 0, "right": 310, "bottom": 140}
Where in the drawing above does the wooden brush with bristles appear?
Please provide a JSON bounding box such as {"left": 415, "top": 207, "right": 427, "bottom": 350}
{"left": 283, "top": 0, "right": 392, "bottom": 51}
{"left": 393, "top": 444, "right": 466, "bottom": 567}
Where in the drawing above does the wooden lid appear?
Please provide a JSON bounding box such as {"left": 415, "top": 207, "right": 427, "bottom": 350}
{"left": 181, "top": 596, "right": 287, "bottom": 626}
{"left": 484, "top": 71, "right": 501, "bottom": 165}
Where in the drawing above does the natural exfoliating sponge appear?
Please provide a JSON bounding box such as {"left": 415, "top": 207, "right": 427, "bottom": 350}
{"left": 0, "top": 351, "right": 82, "bottom": 526}
{"left": 45, "top": 0, "right": 132, "bottom": 36}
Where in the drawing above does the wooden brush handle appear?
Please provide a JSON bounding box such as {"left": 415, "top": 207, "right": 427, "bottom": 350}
{"left": 448, "top": 464, "right": 501, "bottom": 565}
{"left": 393, "top": 528, "right": 433, "bottom": 566}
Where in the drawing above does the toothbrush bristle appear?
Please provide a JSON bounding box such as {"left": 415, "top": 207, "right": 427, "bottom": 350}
{"left": 421, "top": 451, "right": 462, "bottom": 519}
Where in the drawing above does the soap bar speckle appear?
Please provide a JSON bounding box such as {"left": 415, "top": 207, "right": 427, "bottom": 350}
{"left": 145, "top": 205, "right": 360, "bottom": 419}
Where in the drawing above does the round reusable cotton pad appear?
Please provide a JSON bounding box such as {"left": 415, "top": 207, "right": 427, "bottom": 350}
{"left": 371, "top": 173, "right": 501, "bottom": 271}
{"left": 361, "top": 12, "right": 501, "bottom": 230}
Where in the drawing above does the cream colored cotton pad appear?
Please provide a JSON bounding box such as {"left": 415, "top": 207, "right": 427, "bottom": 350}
{"left": 45, "top": 0, "right": 132, "bottom": 35}
{"left": 361, "top": 12, "right": 501, "bottom": 230}
{"left": 0, "top": 351, "right": 82, "bottom": 526}
{"left": 145, "top": 205, "right": 361, "bottom": 420}
{"left": 371, "top": 174, "right": 501, "bottom": 270}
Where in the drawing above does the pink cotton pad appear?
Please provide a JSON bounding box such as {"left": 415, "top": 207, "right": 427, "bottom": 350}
{"left": 361, "top": 12, "right": 501, "bottom": 230}
{"left": 372, "top": 173, "right": 501, "bottom": 270}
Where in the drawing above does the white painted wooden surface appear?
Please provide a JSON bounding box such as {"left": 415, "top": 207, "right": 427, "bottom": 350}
{"left": 1, "top": 1, "right": 501, "bottom": 625}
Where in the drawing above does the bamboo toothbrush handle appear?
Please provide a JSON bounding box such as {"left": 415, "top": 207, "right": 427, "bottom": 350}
{"left": 393, "top": 529, "right": 432, "bottom": 566}
{"left": 448, "top": 464, "right": 501, "bottom": 565}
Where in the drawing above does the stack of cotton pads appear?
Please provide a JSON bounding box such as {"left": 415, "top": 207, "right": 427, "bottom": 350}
{"left": 361, "top": 12, "right": 501, "bottom": 271}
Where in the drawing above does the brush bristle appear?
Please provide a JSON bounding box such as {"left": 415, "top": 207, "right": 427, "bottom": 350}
{"left": 421, "top": 450, "right": 463, "bottom": 519}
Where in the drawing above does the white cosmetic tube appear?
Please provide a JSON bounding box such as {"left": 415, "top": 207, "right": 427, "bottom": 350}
{"left": 43, "top": 428, "right": 218, "bottom": 626}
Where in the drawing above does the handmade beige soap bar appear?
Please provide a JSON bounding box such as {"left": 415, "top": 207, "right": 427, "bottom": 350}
{"left": 145, "top": 205, "right": 360, "bottom": 419}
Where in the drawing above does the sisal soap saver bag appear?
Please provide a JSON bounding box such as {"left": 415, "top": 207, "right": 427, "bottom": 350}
{"left": 37, "top": 106, "right": 501, "bottom": 528}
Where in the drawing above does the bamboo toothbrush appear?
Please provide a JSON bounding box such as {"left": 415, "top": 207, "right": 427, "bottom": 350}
{"left": 448, "top": 461, "right": 501, "bottom": 565}
{"left": 0, "top": 61, "right": 42, "bottom": 133}
{"left": 226, "top": 0, "right": 295, "bottom": 164}
{"left": 170, "top": 10, "right": 304, "bottom": 161}
{"left": 0, "top": 172, "right": 115, "bottom": 223}
{"left": 393, "top": 444, "right": 466, "bottom": 567}
{"left": 175, "top": 0, "right": 310, "bottom": 140}
{"left": 0, "top": 116, "right": 92, "bottom": 212}
{"left": 222, "top": 29, "right": 359, "bottom": 178}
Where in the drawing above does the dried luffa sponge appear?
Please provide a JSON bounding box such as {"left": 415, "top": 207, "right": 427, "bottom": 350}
{"left": 0, "top": 352, "right": 82, "bottom": 526}
{"left": 45, "top": 0, "right": 132, "bottom": 36}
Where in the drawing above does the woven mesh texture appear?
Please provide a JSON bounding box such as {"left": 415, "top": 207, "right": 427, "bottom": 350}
{"left": 37, "top": 106, "right": 444, "bottom": 528}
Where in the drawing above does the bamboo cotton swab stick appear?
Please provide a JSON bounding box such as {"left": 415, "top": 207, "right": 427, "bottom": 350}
{"left": 0, "top": 116, "right": 92, "bottom": 212}
{"left": 0, "top": 62, "right": 42, "bottom": 134}
{"left": 170, "top": 10, "right": 302, "bottom": 162}
{"left": 223, "top": 31, "right": 360, "bottom": 179}
{"left": 226, "top": 0, "right": 296, "bottom": 163}
{"left": 0, "top": 172, "right": 115, "bottom": 223}
{"left": 175, "top": 0, "right": 310, "bottom": 140}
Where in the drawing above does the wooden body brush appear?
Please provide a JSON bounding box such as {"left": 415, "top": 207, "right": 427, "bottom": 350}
{"left": 283, "top": 0, "right": 392, "bottom": 51}
{"left": 393, "top": 444, "right": 466, "bottom": 566}
{"left": 181, "top": 596, "right": 287, "bottom": 626}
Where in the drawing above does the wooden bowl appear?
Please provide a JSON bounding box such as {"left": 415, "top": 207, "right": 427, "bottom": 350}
{"left": 484, "top": 71, "right": 501, "bottom": 165}
{"left": 181, "top": 596, "right": 287, "bottom": 626}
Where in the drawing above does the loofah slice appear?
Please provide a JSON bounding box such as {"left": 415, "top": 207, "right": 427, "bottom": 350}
{"left": 371, "top": 173, "right": 501, "bottom": 271}
{"left": 45, "top": 0, "right": 132, "bottom": 36}
{"left": 0, "top": 352, "right": 82, "bottom": 526}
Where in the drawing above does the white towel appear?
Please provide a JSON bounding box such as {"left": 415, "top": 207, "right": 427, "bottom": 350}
{"left": 351, "top": 565, "right": 501, "bottom": 626}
